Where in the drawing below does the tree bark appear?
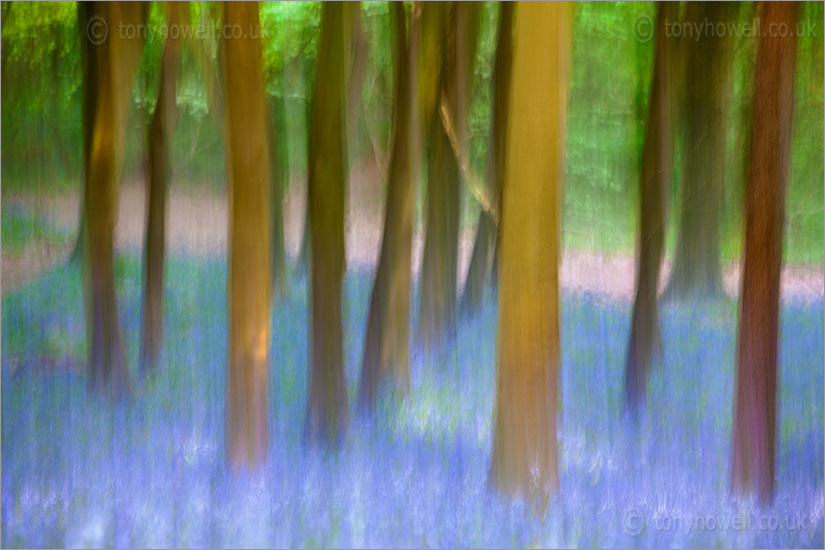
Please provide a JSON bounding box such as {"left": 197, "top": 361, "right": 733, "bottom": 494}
{"left": 305, "top": 2, "right": 350, "bottom": 443}
{"left": 223, "top": 1, "right": 272, "bottom": 469}
{"left": 664, "top": 2, "right": 738, "bottom": 301}
{"left": 731, "top": 0, "right": 797, "bottom": 505}
{"left": 82, "top": 2, "right": 145, "bottom": 397}
{"left": 490, "top": 1, "right": 572, "bottom": 500}
{"left": 140, "top": 2, "right": 186, "bottom": 375}
{"left": 460, "top": 2, "right": 513, "bottom": 316}
{"left": 356, "top": 2, "right": 424, "bottom": 412}
{"left": 623, "top": 3, "right": 672, "bottom": 410}
{"left": 416, "top": 2, "right": 479, "bottom": 352}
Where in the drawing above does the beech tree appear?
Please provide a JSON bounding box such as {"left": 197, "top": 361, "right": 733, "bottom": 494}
{"left": 489, "top": 1, "right": 572, "bottom": 499}
{"left": 304, "top": 1, "right": 350, "bottom": 442}
{"left": 460, "top": 2, "right": 513, "bottom": 316}
{"left": 81, "top": 2, "right": 145, "bottom": 396}
{"left": 140, "top": 2, "right": 187, "bottom": 374}
{"left": 223, "top": 1, "right": 272, "bottom": 468}
{"left": 623, "top": 2, "right": 672, "bottom": 409}
{"left": 731, "top": 0, "right": 798, "bottom": 504}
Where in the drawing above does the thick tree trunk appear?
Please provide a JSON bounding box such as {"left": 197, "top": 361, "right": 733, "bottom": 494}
{"left": 623, "top": 3, "right": 671, "bottom": 410}
{"left": 140, "top": 3, "right": 185, "bottom": 375}
{"left": 490, "top": 1, "right": 572, "bottom": 500}
{"left": 664, "top": 2, "right": 738, "bottom": 301}
{"left": 460, "top": 2, "right": 513, "bottom": 316}
{"left": 223, "top": 1, "right": 271, "bottom": 469}
{"left": 82, "top": 2, "right": 144, "bottom": 396}
{"left": 416, "top": 2, "right": 479, "bottom": 352}
{"left": 357, "top": 2, "right": 424, "bottom": 412}
{"left": 305, "top": 2, "right": 350, "bottom": 443}
{"left": 731, "top": 0, "right": 797, "bottom": 505}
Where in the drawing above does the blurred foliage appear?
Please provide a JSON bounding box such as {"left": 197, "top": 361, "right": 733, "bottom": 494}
{"left": 0, "top": 1, "right": 822, "bottom": 265}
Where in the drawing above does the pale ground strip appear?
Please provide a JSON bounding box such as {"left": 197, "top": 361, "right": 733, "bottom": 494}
{"left": 3, "top": 171, "right": 823, "bottom": 302}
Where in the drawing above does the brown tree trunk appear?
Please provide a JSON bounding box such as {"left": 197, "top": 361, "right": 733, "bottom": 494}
{"left": 82, "top": 2, "right": 145, "bottom": 397}
{"left": 140, "top": 2, "right": 186, "bottom": 375}
{"left": 664, "top": 2, "right": 738, "bottom": 301}
{"left": 490, "top": 1, "right": 572, "bottom": 501}
{"left": 416, "top": 2, "right": 479, "bottom": 352}
{"left": 731, "top": 0, "right": 798, "bottom": 505}
{"left": 460, "top": 2, "right": 513, "bottom": 316}
{"left": 623, "top": 3, "right": 672, "bottom": 410}
{"left": 305, "top": 2, "right": 350, "bottom": 443}
{"left": 357, "top": 2, "right": 427, "bottom": 413}
{"left": 223, "top": 1, "right": 272, "bottom": 469}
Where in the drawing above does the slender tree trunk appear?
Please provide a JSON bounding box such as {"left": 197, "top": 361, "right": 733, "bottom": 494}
{"left": 490, "top": 1, "right": 572, "bottom": 500}
{"left": 71, "top": 3, "right": 98, "bottom": 265}
{"left": 305, "top": 2, "right": 350, "bottom": 443}
{"left": 344, "top": 1, "right": 368, "bottom": 159}
{"left": 356, "top": 2, "right": 420, "bottom": 412}
{"left": 267, "top": 91, "right": 289, "bottom": 300}
{"left": 461, "top": 2, "right": 513, "bottom": 316}
{"left": 82, "top": 2, "right": 145, "bottom": 396}
{"left": 664, "top": 2, "right": 738, "bottom": 301}
{"left": 140, "top": 3, "right": 185, "bottom": 375}
{"left": 732, "top": 0, "right": 797, "bottom": 505}
{"left": 416, "top": 2, "right": 479, "bottom": 352}
{"left": 223, "top": 1, "right": 271, "bottom": 469}
{"left": 623, "top": 3, "right": 672, "bottom": 410}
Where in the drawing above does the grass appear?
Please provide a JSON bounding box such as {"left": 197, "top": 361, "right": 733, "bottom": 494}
{"left": 1, "top": 252, "right": 823, "bottom": 548}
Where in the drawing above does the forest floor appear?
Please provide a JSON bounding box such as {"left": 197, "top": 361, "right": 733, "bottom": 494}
{"left": 2, "top": 169, "right": 823, "bottom": 548}
{"left": 2, "top": 167, "right": 823, "bottom": 301}
{"left": 2, "top": 249, "right": 823, "bottom": 548}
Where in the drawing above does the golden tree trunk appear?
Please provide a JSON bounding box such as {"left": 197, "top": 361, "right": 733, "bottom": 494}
{"left": 223, "top": 1, "right": 272, "bottom": 469}
{"left": 490, "top": 1, "right": 572, "bottom": 500}
{"left": 732, "top": 0, "right": 798, "bottom": 505}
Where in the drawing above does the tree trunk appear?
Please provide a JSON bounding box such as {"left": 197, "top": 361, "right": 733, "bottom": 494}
{"left": 623, "top": 3, "right": 672, "bottom": 410}
{"left": 140, "top": 2, "right": 185, "bottom": 375}
{"left": 490, "top": 1, "right": 572, "bottom": 500}
{"left": 664, "top": 2, "right": 738, "bottom": 301}
{"left": 356, "top": 2, "right": 422, "bottom": 412}
{"left": 460, "top": 2, "right": 513, "bottom": 316}
{"left": 82, "top": 2, "right": 145, "bottom": 397}
{"left": 732, "top": 0, "right": 797, "bottom": 505}
{"left": 344, "top": 1, "right": 368, "bottom": 158}
{"left": 305, "top": 2, "right": 350, "bottom": 443}
{"left": 223, "top": 1, "right": 271, "bottom": 469}
{"left": 71, "top": 2, "right": 99, "bottom": 265}
{"left": 416, "top": 2, "right": 479, "bottom": 352}
{"left": 267, "top": 91, "right": 289, "bottom": 301}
